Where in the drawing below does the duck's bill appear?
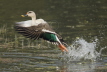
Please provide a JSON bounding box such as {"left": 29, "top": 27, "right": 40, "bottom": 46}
{"left": 21, "top": 14, "right": 28, "bottom": 17}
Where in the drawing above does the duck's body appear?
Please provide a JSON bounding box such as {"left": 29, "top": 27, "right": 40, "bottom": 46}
{"left": 15, "top": 11, "right": 68, "bottom": 52}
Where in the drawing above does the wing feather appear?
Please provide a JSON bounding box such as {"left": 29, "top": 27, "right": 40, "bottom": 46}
{"left": 15, "top": 22, "right": 68, "bottom": 46}
{"left": 15, "top": 26, "right": 42, "bottom": 40}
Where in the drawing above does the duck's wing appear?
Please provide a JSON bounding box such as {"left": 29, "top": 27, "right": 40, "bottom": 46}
{"left": 15, "top": 20, "right": 55, "bottom": 40}
{"left": 15, "top": 21, "right": 67, "bottom": 46}
{"left": 15, "top": 26, "right": 41, "bottom": 40}
{"left": 15, "top": 20, "right": 33, "bottom": 27}
{"left": 15, "top": 20, "right": 44, "bottom": 40}
{"left": 41, "top": 23, "right": 68, "bottom": 46}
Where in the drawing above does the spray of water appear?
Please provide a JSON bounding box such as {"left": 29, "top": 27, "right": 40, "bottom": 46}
{"left": 63, "top": 38, "right": 102, "bottom": 62}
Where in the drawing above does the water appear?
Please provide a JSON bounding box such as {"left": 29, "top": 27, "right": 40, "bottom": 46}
{"left": 0, "top": 0, "right": 107, "bottom": 72}
{"left": 1, "top": 37, "right": 106, "bottom": 72}
{"left": 63, "top": 38, "right": 100, "bottom": 61}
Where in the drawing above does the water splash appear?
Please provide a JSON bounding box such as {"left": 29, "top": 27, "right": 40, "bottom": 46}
{"left": 63, "top": 38, "right": 102, "bottom": 61}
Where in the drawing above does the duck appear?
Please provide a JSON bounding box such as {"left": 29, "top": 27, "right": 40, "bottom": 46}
{"left": 15, "top": 11, "right": 68, "bottom": 52}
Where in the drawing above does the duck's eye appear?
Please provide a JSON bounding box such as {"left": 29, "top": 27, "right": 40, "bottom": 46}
{"left": 28, "top": 12, "right": 32, "bottom": 13}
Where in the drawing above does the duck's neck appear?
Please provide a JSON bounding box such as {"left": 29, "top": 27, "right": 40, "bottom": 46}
{"left": 31, "top": 16, "right": 36, "bottom": 25}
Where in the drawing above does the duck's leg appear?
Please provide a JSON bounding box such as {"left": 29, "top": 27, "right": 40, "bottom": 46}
{"left": 58, "top": 44, "right": 68, "bottom": 52}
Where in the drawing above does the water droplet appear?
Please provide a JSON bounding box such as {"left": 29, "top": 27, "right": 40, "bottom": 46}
{"left": 63, "top": 38, "right": 102, "bottom": 62}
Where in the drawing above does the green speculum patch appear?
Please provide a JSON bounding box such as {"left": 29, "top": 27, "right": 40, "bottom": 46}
{"left": 43, "top": 33, "right": 57, "bottom": 42}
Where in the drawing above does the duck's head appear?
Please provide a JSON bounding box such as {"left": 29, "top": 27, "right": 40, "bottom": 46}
{"left": 21, "top": 11, "right": 36, "bottom": 18}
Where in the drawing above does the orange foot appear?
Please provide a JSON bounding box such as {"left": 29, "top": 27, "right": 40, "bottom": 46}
{"left": 58, "top": 44, "right": 68, "bottom": 52}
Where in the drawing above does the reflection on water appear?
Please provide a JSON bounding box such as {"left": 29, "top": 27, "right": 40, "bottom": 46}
{"left": 0, "top": 0, "right": 107, "bottom": 72}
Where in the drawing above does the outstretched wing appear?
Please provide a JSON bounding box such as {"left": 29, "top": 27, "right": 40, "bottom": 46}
{"left": 15, "top": 21, "right": 67, "bottom": 46}
{"left": 15, "top": 20, "right": 55, "bottom": 39}
{"left": 15, "top": 26, "right": 42, "bottom": 40}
